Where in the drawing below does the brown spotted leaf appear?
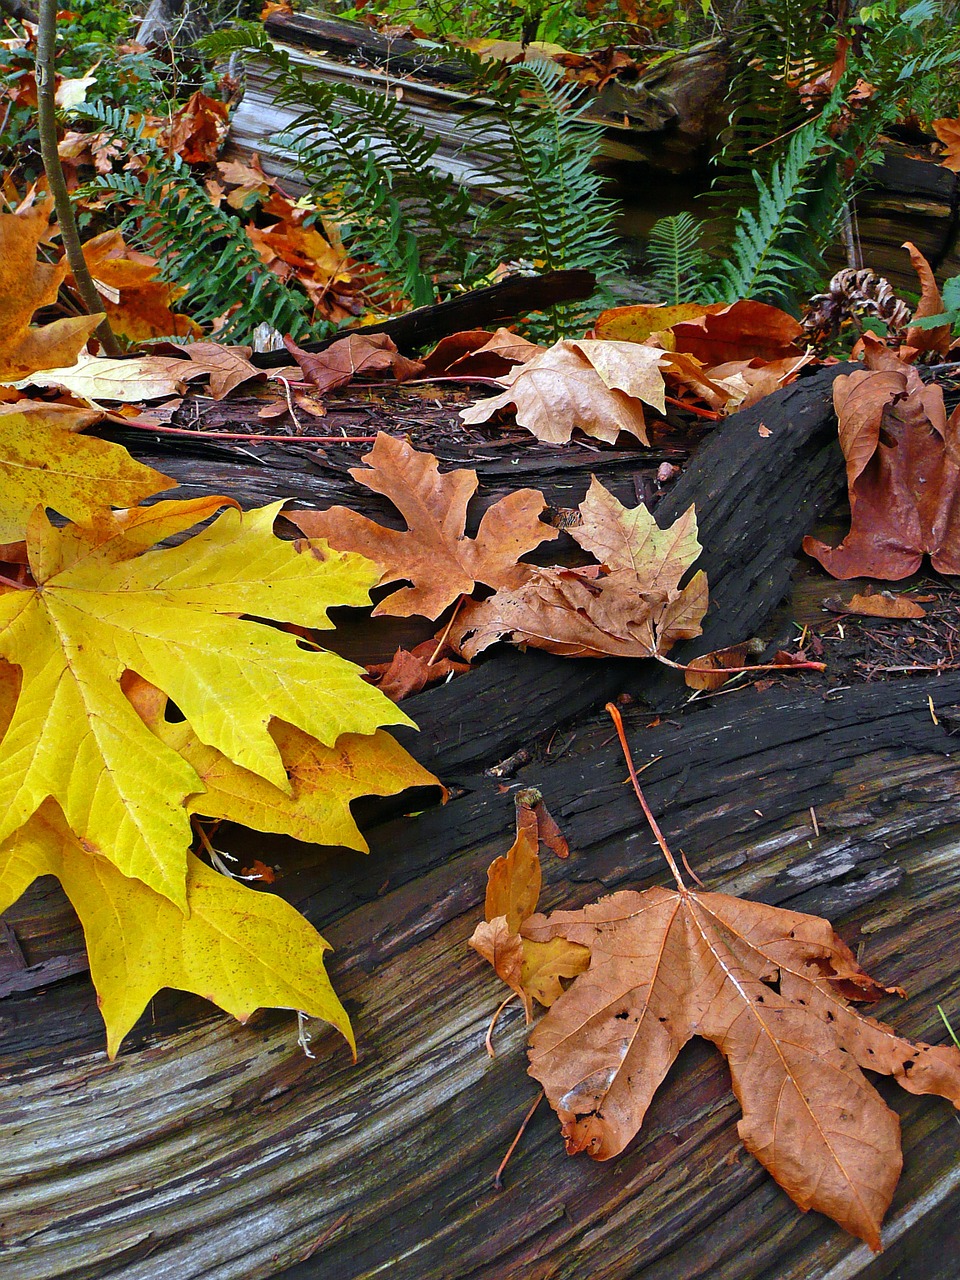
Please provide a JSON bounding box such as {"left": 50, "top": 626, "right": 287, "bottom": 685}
{"left": 524, "top": 885, "right": 960, "bottom": 1250}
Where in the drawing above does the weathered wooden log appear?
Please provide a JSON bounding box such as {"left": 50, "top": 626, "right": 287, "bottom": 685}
{"left": 3, "top": 671, "right": 959, "bottom": 1279}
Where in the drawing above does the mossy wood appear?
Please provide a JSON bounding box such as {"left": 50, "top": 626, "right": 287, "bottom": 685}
{"left": 2, "top": 369, "right": 958, "bottom": 1277}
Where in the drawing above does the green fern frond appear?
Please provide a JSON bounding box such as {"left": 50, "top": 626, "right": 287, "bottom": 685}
{"left": 78, "top": 102, "right": 314, "bottom": 343}
{"left": 646, "top": 213, "right": 709, "bottom": 304}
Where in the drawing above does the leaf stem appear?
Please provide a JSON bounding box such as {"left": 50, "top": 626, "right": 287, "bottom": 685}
{"left": 605, "top": 701, "right": 686, "bottom": 891}
{"left": 493, "top": 1091, "right": 543, "bottom": 1191}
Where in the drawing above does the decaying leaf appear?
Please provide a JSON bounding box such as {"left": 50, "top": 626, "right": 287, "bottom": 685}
{"left": 523, "top": 883, "right": 960, "bottom": 1249}
{"left": 460, "top": 339, "right": 665, "bottom": 445}
{"left": 290, "top": 433, "right": 559, "bottom": 619}
{"left": 843, "top": 590, "right": 926, "bottom": 619}
{"left": 0, "top": 403, "right": 174, "bottom": 541}
{"left": 366, "top": 636, "right": 471, "bottom": 702}
{"left": 285, "top": 332, "right": 424, "bottom": 395}
{"left": 595, "top": 299, "right": 804, "bottom": 364}
{"left": 471, "top": 709, "right": 960, "bottom": 1249}
{"left": 452, "top": 477, "right": 707, "bottom": 660}
{"left": 469, "top": 790, "right": 589, "bottom": 1021}
{"left": 803, "top": 341, "right": 960, "bottom": 578}
{"left": 420, "top": 327, "right": 544, "bottom": 378}
{"left": 0, "top": 498, "right": 412, "bottom": 911}
{"left": 0, "top": 802, "right": 354, "bottom": 1059}
{"left": 0, "top": 198, "right": 101, "bottom": 381}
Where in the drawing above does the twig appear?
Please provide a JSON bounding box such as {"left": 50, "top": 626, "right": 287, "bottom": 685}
{"left": 299, "top": 1212, "right": 351, "bottom": 1262}
{"left": 665, "top": 395, "right": 721, "bottom": 421}
{"left": 35, "top": 0, "right": 120, "bottom": 357}
{"left": 427, "top": 594, "right": 466, "bottom": 666}
{"left": 116, "top": 418, "right": 380, "bottom": 444}
{"left": 493, "top": 1092, "right": 543, "bottom": 1191}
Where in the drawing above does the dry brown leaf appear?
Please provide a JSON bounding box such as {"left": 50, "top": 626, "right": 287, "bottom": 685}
{"left": 420, "top": 327, "right": 544, "bottom": 378}
{"left": 844, "top": 590, "right": 926, "bottom": 619}
{"left": 0, "top": 199, "right": 101, "bottom": 381}
{"left": 453, "top": 477, "right": 707, "bottom": 659}
{"left": 459, "top": 339, "right": 665, "bottom": 445}
{"left": 172, "top": 341, "right": 262, "bottom": 400}
{"left": 165, "top": 91, "right": 230, "bottom": 165}
{"left": 470, "top": 793, "right": 590, "bottom": 1021}
{"left": 284, "top": 333, "right": 424, "bottom": 395}
{"left": 902, "top": 241, "right": 951, "bottom": 358}
{"left": 803, "top": 342, "right": 960, "bottom": 578}
{"left": 933, "top": 114, "right": 960, "bottom": 171}
{"left": 524, "top": 884, "right": 960, "bottom": 1249}
{"left": 365, "top": 637, "right": 470, "bottom": 702}
{"left": 289, "top": 433, "right": 559, "bottom": 619}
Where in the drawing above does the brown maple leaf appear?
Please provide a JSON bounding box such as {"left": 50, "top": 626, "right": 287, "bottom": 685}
{"left": 284, "top": 333, "right": 424, "bottom": 396}
{"left": 289, "top": 433, "right": 559, "bottom": 619}
{"left": 452, "top": 477, "right": 707, "bottom": 659}
{"left": 515, "top": 705, "right": 960, "bottom": 1250}
{"left": 420, "top": 327, "right": 544, "bottom": 378}
{"left": 803, "top": 339, "right": 960, "bottom": 578}
{"left": 469, "top": 790, "right": 590, "bottom": 1023}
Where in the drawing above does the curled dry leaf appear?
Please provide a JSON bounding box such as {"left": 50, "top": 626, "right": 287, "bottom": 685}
{"left": 366, "top": 636, "right": 471, "bottom": 702}
{"left": 284, "top": 332, "right": 424, "bottom": 396}
{"left": 421, "top": 327, "right": 544, "bottom": 378}
{"left": 460, "top": 339, "right": 665, "bottom": 445}
{"left": 842, "top": 591, "right": 926, "bottom": 620}
{"left": 289, "top": 433, "right": 559, "bottom": 620}
{"left": 803, "top": 341, "right": 960, "bottom": 578}
{"left": 0, "top": 198, "right": 102, "bottom": 382}
{"left": 172, "top": 341, "right": 263, "bottom": 400}
{"left": 452, "top": 477, "right": 707, "bottom": 660}
{"left": 902, "top": 241, "right": 952, "bottom": 359}
{"left": 469, "top": 791, "right": 590, "bottom": 1021}
{"left": 524, "top": 884, "right": 960, "bottom": 1249}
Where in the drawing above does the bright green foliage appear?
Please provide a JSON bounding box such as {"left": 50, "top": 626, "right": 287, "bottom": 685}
{"left": 645, "top": 213, "right": 710, "bottom": 305}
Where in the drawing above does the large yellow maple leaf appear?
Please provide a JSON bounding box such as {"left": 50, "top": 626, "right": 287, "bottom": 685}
{"left": 0, "top": 802, "right": 355, "bottom": 1059}
{"left": 0, "top": 497, "right": 414, "bottom": 911}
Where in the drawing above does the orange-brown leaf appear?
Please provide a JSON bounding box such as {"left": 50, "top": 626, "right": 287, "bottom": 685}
{"left": 933, "top": 115, "right": 960, "bottom": 171}
{"left": 524, "top": 886, "right": 960, "bottom": 1249}
{"left": 0, "top": 199, "right": 101, "bottom": 381}
{"left": 903, "top": 241, "right": 952, "bottom": 358}
{"left": 844, "top": 590, "right": 926, "bottom": 619}
{"left": 285, "top": 333, "right": 424, "bottom": 395}
{"left": 290, "top": 433, "right": 558, "bottom": 619}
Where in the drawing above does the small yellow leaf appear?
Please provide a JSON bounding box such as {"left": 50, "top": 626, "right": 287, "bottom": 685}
{"left": 0, "top": 404, "right": 175, "bottom": 542}
{"left": 0, "top": 804, "right": 355, "bottom": 1060}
